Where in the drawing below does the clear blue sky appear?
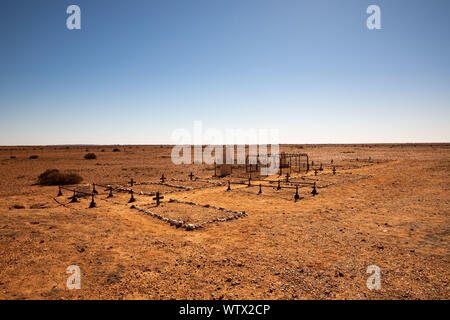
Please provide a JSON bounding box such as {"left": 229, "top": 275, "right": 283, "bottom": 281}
{"left": 0, "top": 0, "right": 449, "bottom": 145}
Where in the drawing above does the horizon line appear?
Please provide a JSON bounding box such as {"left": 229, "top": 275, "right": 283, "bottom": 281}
{"left": 0, "top": 142, "right": 449, "bottom": 147}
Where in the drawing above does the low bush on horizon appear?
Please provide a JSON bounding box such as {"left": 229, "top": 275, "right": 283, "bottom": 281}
{"left": 84, "top": 153, "right": 97, "bottom": 160}
{"left": 37, "top": 169, "right": 83, "bottom": 186}
{"left": 112, "top": 148, "right": 120, "bottom": 152}
{"left": 29, "top": 155, "right": 39, "bottom": 159}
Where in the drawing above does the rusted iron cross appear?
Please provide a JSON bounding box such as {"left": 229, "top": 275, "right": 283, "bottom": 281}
{"left": 311, "top": 182, "right": 318, "bottom": 196}
{"left": 153, "top": 192, "right": 164, "bottom": 206}
{"left": 160, "top": 174, "right": 166, "bottom": 183}
{"left": 69, "top": 190, "right": 78, "bottom": 203}
{"left": 89, "top": 192, "right": 96, "bottom": 208}
{"left": 129, "top": 178, "right": 135, "bottom": 187}
{"left": 107, "top": 186, "right": 114, "bottom": 198}
{"left": 188, "top": 172, "right": 194, "bottom": 180}
{"left": 294, "top": 185, "right": 300, "bottom": 202}
{"left": 128, "top": 189, "right": 136, "bottom": 203}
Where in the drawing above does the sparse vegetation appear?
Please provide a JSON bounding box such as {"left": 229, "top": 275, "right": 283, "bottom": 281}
{"left": 84, "top": 153, "right": 97, "bottom": 160}
{"left": 10, "top": 156, "right": 16, "bottom": 159}
{"left": 37, "top": 169, "right": 83, "bottom": 186}
{"left": 29, "top": 155, "right": 39, "bottom": 159}
{"left": 113, "top": 148, "right": 120, "bottom": 152}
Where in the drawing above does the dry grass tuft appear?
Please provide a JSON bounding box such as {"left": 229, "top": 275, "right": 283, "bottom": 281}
{"left": 37, "top": 169, "right": 83, "bottom": 186}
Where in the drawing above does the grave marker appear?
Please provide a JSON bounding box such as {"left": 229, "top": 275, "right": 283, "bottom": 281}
{"left": 128, "top": 189, "right": 136, "bottom": 203}
{"left": 69, "top": 190, "right": 78, "bottom": 203}
{"left": 107, "top": 186, "right": 114, "bottom": 198}
{"left": 153, "top": 192, "right": 164, "bottom": 206}
{"left": 294, "top": 185, "right": 300, "bottom": 202}
{"left": 311, "top": 182, "right": 318, "bottom": 196}
{"left": 89, "top": 192, "right": 96, "bottom": 208}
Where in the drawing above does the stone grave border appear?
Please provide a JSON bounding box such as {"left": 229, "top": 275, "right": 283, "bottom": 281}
{"left": 131, "top": 198, "right": 247, "bottom": 231}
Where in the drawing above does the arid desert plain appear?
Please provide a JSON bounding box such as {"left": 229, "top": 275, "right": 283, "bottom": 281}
{"left": 0, "top": 144, "right": 448, "bottom": 299}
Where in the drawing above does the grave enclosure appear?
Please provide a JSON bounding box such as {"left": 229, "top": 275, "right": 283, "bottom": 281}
{"left": 52, "top": 153, "right": 380, "bottom": 231}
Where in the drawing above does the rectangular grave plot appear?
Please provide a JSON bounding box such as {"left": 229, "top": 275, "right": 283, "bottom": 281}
{"left": 170, "top": 179, "right": 223, "bottom": 189}
{"left": 131, "top": 184, "right": 187, "bottom": 195}
{"left": 289, "top": 172, "right": 371, "bottom": 187}
{"left": 326, "top": 159, "right": 389, "bottom": 171}
{"left": 229, "top": 185, "right": 309, "bottom": 202}
{"left": 141, "top": 201, "right": 239, "bottom": 225}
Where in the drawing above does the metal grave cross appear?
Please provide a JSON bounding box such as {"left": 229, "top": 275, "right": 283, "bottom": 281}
{"left": 294, "top": 185, "right": 300, "bottom": 202}
{"left": 128, "top": 189, "right": 136, "bottom": 203}
{"left": 89, "top": 192, "right": 96, "bottom": 208}
{"left": 107, "top": 186, "right": 114, "bottom": 198}
{"left": 311, "top": 182, "right": 318, "bottom": 196}
{"left": 153, "top": 192, "right": 164, "bottom": 206}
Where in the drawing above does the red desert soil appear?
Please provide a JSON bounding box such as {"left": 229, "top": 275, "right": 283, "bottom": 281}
{"left": 0, "top": 144, "right": 448, "bottom": 299}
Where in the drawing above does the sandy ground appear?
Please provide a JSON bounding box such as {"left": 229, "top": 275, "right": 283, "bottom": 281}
{"left": 0, "top": 144, "right": 448, "bottom": 300}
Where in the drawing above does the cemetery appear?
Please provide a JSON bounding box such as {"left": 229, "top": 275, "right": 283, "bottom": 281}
{"left": 0, "top": 144, "right": 448, "bottom": 300}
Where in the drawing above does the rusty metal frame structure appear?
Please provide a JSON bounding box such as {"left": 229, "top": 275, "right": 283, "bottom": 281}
{"left": 245, "top": 153, "right": 309, "bottom": 175}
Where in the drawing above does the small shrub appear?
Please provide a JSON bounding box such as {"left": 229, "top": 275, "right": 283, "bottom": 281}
{"left": 29, "top": 155, "right": 39, "bottom": 159}
{"left": 113, "top": 148, "right": 120, "bottom": 152}
{"left": 10, "top": 156, "right": 16, "bottom": 159}
{"left": 84, "top": 153, "right": 97, "bottom": 160}
{"left": 12, "top": 204, "right": 25, "bottom": 209}
{"left": 37, "top": 169, "right": 83, "bottom": 186}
